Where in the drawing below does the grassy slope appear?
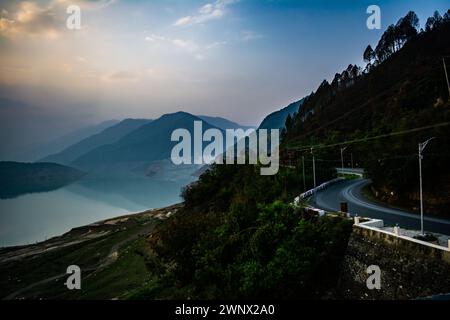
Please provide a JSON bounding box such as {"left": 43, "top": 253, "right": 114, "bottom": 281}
{"left": 0, "top": 206, "right": 179, "bottom": 300}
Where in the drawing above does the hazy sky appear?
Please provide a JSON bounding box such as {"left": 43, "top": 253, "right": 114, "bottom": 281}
{"left": 0, "top": 0, "right": 448, "bottom": 156}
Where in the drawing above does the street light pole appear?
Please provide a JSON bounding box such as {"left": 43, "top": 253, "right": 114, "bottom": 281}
{"left": 302, "top": 155, "right": 306, "bottom": 192}
{"left": 443, "top": 58, "right": 450, "bottom": 97}
{"left": 340, "top": 146, "right": 348, "bottom": 174}
{"left": 311, "top": 148, "right": 316, "bottom": 205}
{"left": 418, "top": 137, "right": 435, "bottom": 236}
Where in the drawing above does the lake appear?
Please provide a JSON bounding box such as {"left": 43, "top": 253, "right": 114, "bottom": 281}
{"left": 0, "top": 173, "right": 195, "bottom": 247}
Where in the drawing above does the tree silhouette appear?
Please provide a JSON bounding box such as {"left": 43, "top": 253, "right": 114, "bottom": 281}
{"left": 363, "top": 45, "right": 374, "bottom": 64}
{"left": 426, "top": 10, "right": 442, "bottom": 31}
{"left": 374, "top": 11, "right": 419, "bottom": 64}
{"left": 444, "top": 10, "right": 450, "bottom": 22}
{"left": 396, "top": 11, "right": 419, "bottom": 44}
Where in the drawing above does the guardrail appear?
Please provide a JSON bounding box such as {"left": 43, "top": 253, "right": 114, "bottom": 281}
{"left": 336, "top": 167, "right": 365, "bottom": 177}
{"left": 294, "top": 177, "right": 344, "bottom": 205}
{"left": 293, "top": 176, "right": 450, "bottom": 252}
{"left": 299, "top": 203, "right": 450, "bottom": 252}
{"left": 354, "top": 216, "right": 450, "bottom": 252}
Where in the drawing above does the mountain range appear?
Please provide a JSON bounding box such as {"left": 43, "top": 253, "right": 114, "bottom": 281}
{"left": 41, "top": 119, "right": 152, "bottom": 165}
{"left": 35, "top": 110, "right": 278, "bottom": 172}
{"left": 259, "top": 97, "right": 307, "bottom": 130}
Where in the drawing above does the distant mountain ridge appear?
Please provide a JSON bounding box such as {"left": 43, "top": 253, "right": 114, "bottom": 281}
{"left": 197, "top": 115, "right": 255, "bottom": 131}
{"left": 34, "top": 110, "right": 286, "bottom": 173}
{"left": 259, "top": 98, "right": 307, "bottom": 130}
{"left": 41, "top": 119, "right": 152, "bottom": 165}
{"left": 35, "top": 120, "right": 119, "bottom": 159}
{"left": 0, "top": 161, "right": 84, "bottom": 199}
{"left": 73, "top": 112, "right": 223, "bottom": 169}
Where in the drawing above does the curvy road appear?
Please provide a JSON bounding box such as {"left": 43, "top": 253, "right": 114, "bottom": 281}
{"left": 312, "top": 178, "right": 450, "bottom": 236}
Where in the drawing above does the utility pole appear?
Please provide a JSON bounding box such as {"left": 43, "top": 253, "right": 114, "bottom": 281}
{"left": 418, "top": 137, "right": 435, "bottom": 236}
{"left": 444, "top": 58, "right": 450, "bottom": 98}
{"left": 340, "top": 146, "right": 348, "bottom": 173}
{"left": 302, "top": 155, "right": 306, "bottom": 192}
{"left": 351, "top": 153, "right": 354, "bottom": 169}
{"left": 311, "top": 148, "right": 316, "bottom": 205}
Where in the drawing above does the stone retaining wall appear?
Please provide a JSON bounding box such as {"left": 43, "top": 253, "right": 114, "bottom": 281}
{"left": 336, "top": 225, "right": 450, "bottom": 299}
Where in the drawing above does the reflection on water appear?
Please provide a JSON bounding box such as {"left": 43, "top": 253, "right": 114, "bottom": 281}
{"left": 0, "top": 173, "right": 196, "bottom": 247}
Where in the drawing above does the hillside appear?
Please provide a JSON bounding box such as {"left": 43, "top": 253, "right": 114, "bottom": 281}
{"left": 0, "top": 162, "right": 84, "bottom": 199}
{"left": 284, "top": 17, "right": 450, "bottom": 215}
{"left": 259, "top": 98, "right": 307, "bottom": 130}
{"left": 119, "top": 10, "right": 450, "bottom": 299}
{"left": 41, "top": 119, "right": 152, "bottom": 165}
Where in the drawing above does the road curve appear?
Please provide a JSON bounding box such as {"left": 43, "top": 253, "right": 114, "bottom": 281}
{"left": 313, "top": 178, "right": 450, "bottom": 235}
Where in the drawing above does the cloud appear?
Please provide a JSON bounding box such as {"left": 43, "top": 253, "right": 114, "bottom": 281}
{"left": 171, "top": 39, "right": 198, "bottom": 52}
{"left": 0, "top": 0, "right": 115, "bottom": 39}
{"left": 55, "top": 0, "right": 116, "bottom": 10}
{"left": 240, "top": 30, "right": 263, "bottom": 41}
{"left": 145, "top": 34, "right": 199, "bottom": 54}
{"left": 145, "top": 34, "right": 167, "bottom": 42}
{"left": 173, "top": 0, "right": 237, "bottom": 27}
{"left": 0, "top": 2, "right": 63, "bottom": 39}
{"left": 144, "top": 33, "right": 229, "bottom": 61}
{"left": 105, "top": 70, "right": 139, "bottom": 82}
{"left": 205, "top": 41, "right": 227, "bottom": 49}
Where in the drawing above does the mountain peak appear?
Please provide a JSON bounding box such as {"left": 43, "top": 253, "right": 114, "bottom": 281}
{"left": 259, "top": 97, "right": 308, "bottom": 130}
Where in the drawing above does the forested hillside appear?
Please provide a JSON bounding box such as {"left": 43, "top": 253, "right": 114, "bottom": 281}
{"left": 284, "top": 10, "right": 450, "bottom": 216}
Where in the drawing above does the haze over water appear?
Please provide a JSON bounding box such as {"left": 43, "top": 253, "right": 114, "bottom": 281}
{"left": 0, "top": 174, "right": 192, "bottom": 247}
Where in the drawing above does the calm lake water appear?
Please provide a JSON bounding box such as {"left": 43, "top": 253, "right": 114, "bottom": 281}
{"left": 0, "top": 174, "right": 195, "bottom": 247}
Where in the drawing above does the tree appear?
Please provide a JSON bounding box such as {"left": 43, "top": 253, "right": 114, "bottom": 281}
{"left": 350, "top": 65, "right": 361, "bottom": 79}
{"left": 375, "top": 27, "right": 393, "bottom": 63}
{"left": 340, "top": 70, "right": 349, "bottom": 84}
{"left": 363, "top": 45, "right": 374, "bottom": 64}
{"left": 331, "top": 73, "right": 342, "bottom": 87}
{"left": 426, "top": 11, "right": 443, "bottom": 31}
{"left": 396, "top": 11, "right": 419, "bottom": 43}
{"left": 444, "top": 10, "right": 450, "bottom": 22}
{"left": 386, "top": 25, "right": 399, "bottom": 52}
{"left": 285, "top": 113, "right": 293, "bottom": 131}
{"left": 426, "top": 17, "right": 435, "bottom": 32}
{"left": 433, "top": 10, "right": 443, "bottom": 25}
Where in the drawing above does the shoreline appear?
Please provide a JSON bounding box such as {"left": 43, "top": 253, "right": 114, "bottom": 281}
{"left": 0, "top": 199, "right": 183, "bottom": 250}
{"left": 0, "top": 203, "right": 182, "bottom": 263}
{"left": 1, "top": 202, "right": 183, "bottom": 299}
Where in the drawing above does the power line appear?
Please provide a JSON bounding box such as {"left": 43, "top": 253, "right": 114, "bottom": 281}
{"left": 289, "top": 57, "right": 448, "bottom": 142}
{"left": 285, "top": 121, "right": 450, "bottom": 152}
{"left": 289, "top": 89, "right": 391, "bottom": 141}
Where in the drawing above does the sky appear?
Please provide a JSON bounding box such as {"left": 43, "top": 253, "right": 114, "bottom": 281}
{"left": 0, "top": 0, "right": 448, "bottom": 158}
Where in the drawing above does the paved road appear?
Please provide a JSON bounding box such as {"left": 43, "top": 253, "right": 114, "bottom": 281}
{"left": 313, "top": 179, "right": 450, "bottom": 235}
